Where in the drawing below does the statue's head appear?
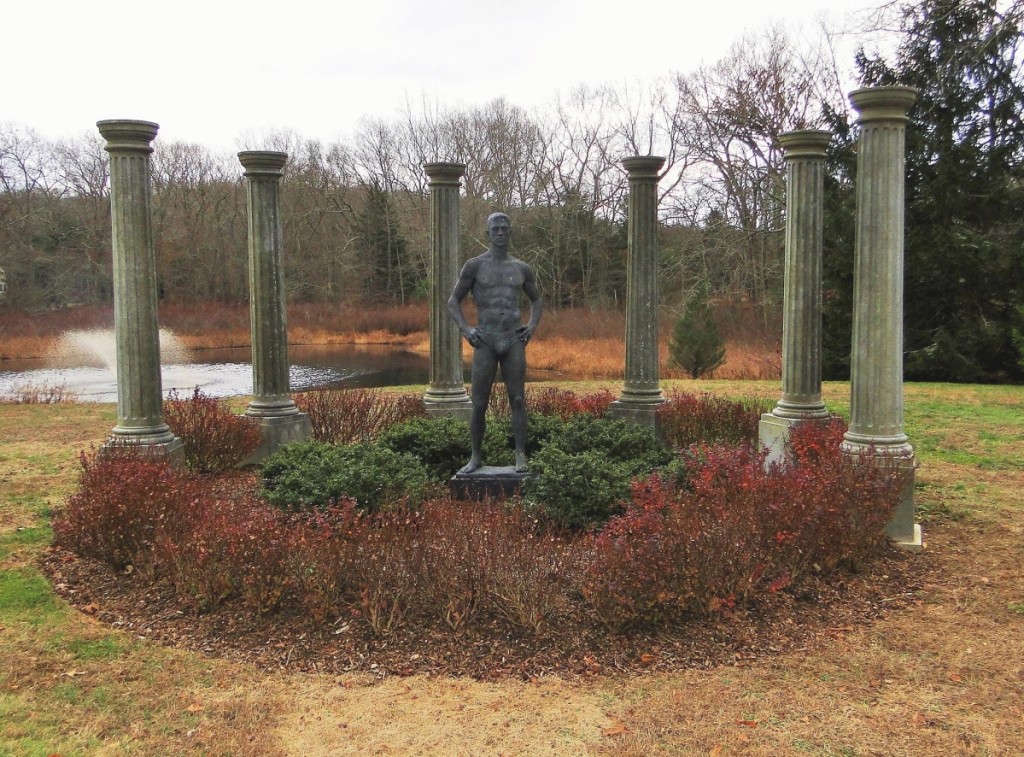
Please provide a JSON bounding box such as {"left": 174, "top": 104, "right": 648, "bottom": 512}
{"left": 486, "top": 212, "right": 512, "bottom": 246}
{"left": 487, "top": 212, "right": 511, "bottom": 231}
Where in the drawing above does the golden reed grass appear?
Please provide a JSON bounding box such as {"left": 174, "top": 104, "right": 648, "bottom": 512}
{"left": 0, "top": 302, "right": 781, "bottom": 381}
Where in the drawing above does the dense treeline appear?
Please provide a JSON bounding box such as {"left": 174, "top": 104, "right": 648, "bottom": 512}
{"left": 2, "top": 1, "right": 1022, "bottom": 381}
{"left": 823, "top": 0, "right": 1024, "bottom": 382}
{"left": 0, "top": 28, "right": 825, "bottom": 313}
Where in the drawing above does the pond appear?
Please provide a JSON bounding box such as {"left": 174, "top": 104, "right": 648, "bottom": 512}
{"left": 0, "top": 342, "right": 565, "bottom": 403}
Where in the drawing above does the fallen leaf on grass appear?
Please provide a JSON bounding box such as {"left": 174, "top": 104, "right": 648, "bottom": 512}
{"left": 639, "top": 652, "right": 657, "bottom": 666}
{"left": 81, "top": 603, "right": 99, "bottom": 615}
{"left": 61, "top": 670, "right": 86, "bottom": 678}
{"left": 710, "top": 745, "right": 723, "bottom": 756}
{"left": 947, "top": 672, "right": 964, "bottom": 683}
{"left": 186, "top": 703, "right": 203, "bottom": 713}
{"left": 735, "top": 720, "right": 758, "bottom": 727}
{"left": 603, "top": 722, "right": 630, "bottom": 737}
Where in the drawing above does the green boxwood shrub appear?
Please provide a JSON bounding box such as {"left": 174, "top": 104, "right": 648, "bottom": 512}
{"left": 525, "top": 446, "right": 634, "bottom": 530}
{"left": 380, "top": 412, "right": 568, "bottom": 477}
{"left": 260, "top": 440, "right": 428, "bottom": 513}
{"left": 523, "top": 416, "right": 676, "bottom": 530}
{"left": 482, "top": 412, "right": 567, "bottom": 466}
{"left": 378, "top": 416, "right": 471, "bottom": 481}
{"left": 549, "top": 415, "right": 674, "bottom": 475}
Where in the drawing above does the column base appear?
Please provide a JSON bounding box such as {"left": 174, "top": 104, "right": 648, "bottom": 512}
{"left": 245, "top": 398, "right": 301, "bottom": 418}
{"left": 884, "top": 458, "right": 921, "bottom": 551}
{"left": 423, "top": 387, "right": 473, "bottom": 421}
{"left": 771, "top": 399, "right": 829, "bottom": 420}
{"left": 608, "top": 399, "right": 663, "bottom": 433}
{"left": 890, "top": 523, "right": 924, "bottom": 552}
{"left": 758, "top": 411, "right": 832, "bottom": 468}
{"left": 758, "top": 413, "right": 793, "bottom": 468}
{"left": 103, "top": 429, "right": 185, "bottom": 467}
{"left": 841, "top": 444, "right": 921, "bottom": 552}
{"left": 243, "top": 412, "right": 312, "bottom": 465}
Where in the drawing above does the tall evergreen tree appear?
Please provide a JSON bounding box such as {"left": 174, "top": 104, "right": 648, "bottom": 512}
{"left": 823, "top": 0, "right": 1024, "bottom": 382}
{"left": 669, "top": 283, "right": 727, "bottom": 379}
{"left": 354, "top": 180, "right": 410, "bottom": 303}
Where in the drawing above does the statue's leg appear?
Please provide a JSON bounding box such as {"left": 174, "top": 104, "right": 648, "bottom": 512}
{"left": 460, "top": 346, "right": 497, "bottom": 474}
{"left": 502, "top": 342, "right": 528, "bottom": 472}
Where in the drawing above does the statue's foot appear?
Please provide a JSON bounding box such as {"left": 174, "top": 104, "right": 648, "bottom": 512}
{"left": 458, "top": 458, "right": 482, "bottom": 475}
{"left": 514, "top": 454, "right": 529, "bottom": 473}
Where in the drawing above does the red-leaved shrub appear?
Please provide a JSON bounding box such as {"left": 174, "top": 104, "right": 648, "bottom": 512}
{"left": 164, "top": 388, "right": 262, "bottom": 473}
{"left": 582, "top": 462, "right": 766, "bottom": 629}
{"left": 486, "top": 386, "right": 614, "bottom": 420}
{"left": 581, "top": 417, "right": 907, "bottom": 629}
{"left": 53, "top": 449, "right": 201, "bottom": 578}
{"left": 775, "top": 418, "right": 910, "bottom": 576}
{"left": 294, "top": 388, "right": 425, "bottom": 444}
{"left": 657, "top": 390, "right": 772, "bottom": 449}
{"left": 413, "top": 498, "right": 580, "bottom": 634}
{"left": 55, "top": 410, "right": 908, "bottom": 638}
{"left": 287, "top": 501, "right": 366, "bottom": 623}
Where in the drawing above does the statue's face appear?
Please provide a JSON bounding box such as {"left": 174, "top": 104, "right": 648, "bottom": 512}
{"left": 488, "top": 217, "right": 511, "bottom": 247}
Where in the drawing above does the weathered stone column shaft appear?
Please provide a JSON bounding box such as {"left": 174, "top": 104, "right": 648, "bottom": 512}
{"left": 844, "top": 87, "right": 917, "bottom": 452}
{"left": 98, "top": 119, "right": 177, "bottom": 447}
{"left": 843, "top": 86, "right": 920, "bottom": 549}
{"left": 239, "top": 151, "right": 297, "bottom": 416}
{"left": 423, "top": 162, "right": 471, "bottom": 412}
{"left": 618, "top": 156, "right": 666, "bottom": 405}
{"left": 775, "top": 130, "right": 831, "bottom": 418}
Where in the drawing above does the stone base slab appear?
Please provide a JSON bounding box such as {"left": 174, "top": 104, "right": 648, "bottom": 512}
{"left": 243, "top": 412, "right": 312, "bottom": 465}
{"left": 101, "top": 434, "right": 185, "bottom": 467}
{"left": 450, "top": 466, "right": 530, "bottom": 500}
{"left": 758, "top": 412, "right": 832, "bottom": 468}
{"left": 424, "top": 400, "right": 473, "bottom": 422}
{"left": 758, "top": 412, "right": 794, "bottom": 468}
{"left": 607, "top": 401, "right": 662, "bottom": 433}
{"left": 891, "top": 523, "right": 924, "bottom": 552}
{"left": 884, "top": 459, "right": 922, "bottom": 551}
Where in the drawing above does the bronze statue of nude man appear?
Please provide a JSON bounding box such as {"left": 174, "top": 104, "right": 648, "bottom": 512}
{"left": 448, "top": 212, "right": 542, "bottom": 474}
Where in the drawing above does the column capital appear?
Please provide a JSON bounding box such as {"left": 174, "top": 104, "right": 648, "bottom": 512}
{"left": 97, "top": 119, "right": 159, "bottom": 153}
{"left": 849, "top": 86, "right": 918, "bottom": 124}
{"left": 424, "top": 162, "right": 466, "bottom": 186}
{"left": 238, "top": 150, "right": 288, "bottom": 177}
{"left": 622, "top": 155, "right": 665, "bottom": 179}
{"left": 779, "top": 129, "right": 832, "bottom": 159}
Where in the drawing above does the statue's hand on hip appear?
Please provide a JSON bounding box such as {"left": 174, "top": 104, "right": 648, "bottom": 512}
{"left": 516, "top": 324, "right": 534, "bottom": 344}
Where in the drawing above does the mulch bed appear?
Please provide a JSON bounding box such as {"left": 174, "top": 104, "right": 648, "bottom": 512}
{"left": 42, "top": 526, "right": 937, "bottom": 682}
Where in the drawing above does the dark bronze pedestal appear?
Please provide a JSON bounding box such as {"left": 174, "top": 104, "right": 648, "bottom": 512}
{"left": 450, "top": 466, "right": 530, "bottom": 500}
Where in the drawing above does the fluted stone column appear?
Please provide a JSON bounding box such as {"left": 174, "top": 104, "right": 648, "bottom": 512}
{"left": 759, "top": 130, "right": 832, "bottom": 465}
{"left": 423, "top": 162, "right": 472, "bottom": 419}
{"left": 239, "top": 151, "right": 310, "bottom": 460}
{"left": 610, "top": 156, "right": 666, "bottom": 429}
{"left": 97, "top": 119, "right": 182, "bottom": 461}
{"left": 842, "top": 86, "right": 921, "bottom": 550}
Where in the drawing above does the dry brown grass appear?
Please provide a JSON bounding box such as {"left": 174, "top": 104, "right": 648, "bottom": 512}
{"left": 0, "top": 303, "right": 783, "bottom": 382}
{"left": 587, "top": 518, "right": 1024, "bottom": 757}
{"left": 2, "top": 316, "right": 1022, "bottom": 754}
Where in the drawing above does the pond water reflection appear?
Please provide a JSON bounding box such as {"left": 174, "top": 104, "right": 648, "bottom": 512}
{"left": 0, "top": 343, "right": 564, "bottom": 402}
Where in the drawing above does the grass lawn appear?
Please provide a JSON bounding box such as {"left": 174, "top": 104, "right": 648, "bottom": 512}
{"left": 1, "top": 379, "right": 1022, "bottom": 756}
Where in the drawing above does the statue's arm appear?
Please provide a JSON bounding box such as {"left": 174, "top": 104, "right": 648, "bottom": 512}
{"left": 448, "top": 259, "right": 482, "bottom": 347}
{"left": 518, "top": 263, "right": 543, "bottom": 342}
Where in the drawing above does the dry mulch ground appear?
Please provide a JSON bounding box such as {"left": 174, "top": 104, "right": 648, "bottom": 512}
{"left": 42, "top": 505, "right": 936, "bottom": 683}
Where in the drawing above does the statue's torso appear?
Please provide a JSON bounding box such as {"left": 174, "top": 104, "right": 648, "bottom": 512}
{"left": 471, "top": 255, "right": 526, "bottom": 332}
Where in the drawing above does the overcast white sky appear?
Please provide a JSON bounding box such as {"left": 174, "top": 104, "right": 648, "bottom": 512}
{"left": 8, "top": 0, "right": 888, "bottom": 150}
